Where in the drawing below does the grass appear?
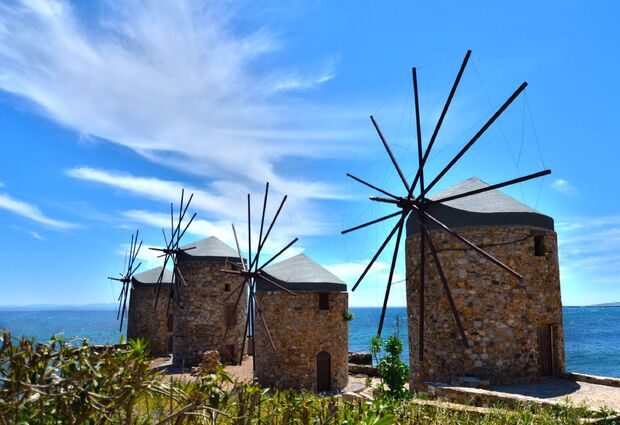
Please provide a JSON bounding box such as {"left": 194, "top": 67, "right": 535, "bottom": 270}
{"left": 1, "top": 331, "right": 618, "bottom": 424}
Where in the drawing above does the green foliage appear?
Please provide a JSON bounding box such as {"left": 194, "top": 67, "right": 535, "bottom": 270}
{"left": 342, "top": 309, "right": 354, "bottom": 322}
{"left": 0, "top": 330, "right": 615, "bottom": 424}
{"left": 370, "top": 335, "right": 410, "bottom": 400}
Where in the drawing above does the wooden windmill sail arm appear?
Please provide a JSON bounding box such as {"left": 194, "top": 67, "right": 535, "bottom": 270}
{"left": 231, "top": 223, "right": 247, "bottom": 271}
{"left": 422, "top": 82, "right": 528, "bottom": 198}
{"left": 258, "top": 238, "right": 299, "bottom": 270}
{"left": 416, "top": 207, "right": 523, "bottom": 279}
{"left": 410, "top": 50, "right": 472, "bottom": 196}
{"left": 377, "top": 211, "right": 407, "bottom": 337}
{"left": 250, "top": 194, "right": 288, "bottom": 271}
{"left": 257, "top": 273, "right": 296, "bottom": 296}
{"left": 427, "top": 169, "right": 551, "bottom": 205}
{"left": 413, "top": 66, "right": 425, "bottom": 197}
{"left": 253, "top": 295, "right": 276, "bottom": 351}
{"left": 423, "top": 228, "right": 469, "bottom": 348}
{"left": 341, "top": 210, "right": 401, "bottom": 235}
{"left": 370, "top": 115, "right": 411, "bottom": 193}
{"left": 346, "top": 173, "right": 400, "bottom": 200}
{"left": 238, "top": 285, "right": 252, "bottom": 366}
{"left": 255, "top": 182, "right": 270, "bottom": 272}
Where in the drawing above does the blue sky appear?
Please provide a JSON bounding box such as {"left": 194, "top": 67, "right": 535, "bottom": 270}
{"left": 0, "top": 0, "right": 619, "bottom": 307}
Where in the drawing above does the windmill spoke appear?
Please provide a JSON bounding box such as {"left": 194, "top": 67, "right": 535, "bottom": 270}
{"left": 424, "top": 229, "right": 469, "bottom": 347}
{"left": 250, "top": 195, "right": 287, "bottom": 270}
{"left": 347, "top": 173, "right": 400, "bottom": 200}
{"left": 428, "top": 169, "right": 551, "bottom": 205}
{"left": 259, "top": 238, "right": 298, "bottom": 270}
{"left": 238, "top": 287, "right": 252, "bottom": 366}
{"left": 231, "top": 223, "right": 247, "bottom": 271}
{"left": 377, "top": 212, "right": 406, "bottom": 337}
{"left": 223, "top": 278, "right": 249, "bottom": 303}
{"left": 423, "top": 82, "right": 528, "bottom": 197}
{"left": 247, "top": 194, "right": 253, "bottom": 273}
{"left": 253, "top": 295, "right": 276, "bottom": 351}
{"left": 370, "top": 115, "right": 411, "bottom": 193}
{"left": 255, "top": 182, "right": 270, "bottom": 272}
{"left": 369, "top": 196, "right": 401, "bottom": 205}
{"left": 352, "top": 215, "right": 405, "bottom": 291}
{"left": 257, "top": 273, "right": 296, "bottom": 295}
{"left": 418, "top": 226, "right": 426, "bottom": 361}
{"left": 341, "top": 211, "right": 401, "bottom": 235}
{"left": 417, "top": 208, "right": 522, "bottom": 279}
{"left": 176, "top": 213, "right": 197, "bottom": 247}
{"left": 412, "top": 67, "right": 425, "bottom": 197}
{"left": 411, "top": 50, "right": 471, "bottom": 195}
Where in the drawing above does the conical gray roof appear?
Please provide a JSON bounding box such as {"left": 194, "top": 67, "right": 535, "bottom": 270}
{"left": 258, "top": 254, "right": 347, "bottom": 293}
{"left": 132, "top": 266, "right": 173, "bottom": 288}
{"left": 179, "top": 236, "right": 241, "bottom": 261}
{"left": 407, "top": 176, "right": 554, "bottom": 235}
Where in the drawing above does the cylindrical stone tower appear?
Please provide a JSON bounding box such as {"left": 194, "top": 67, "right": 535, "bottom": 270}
{"left": 174, "top": 236, "right": 247, "bottom": 366}
{"left": 253, "top": 254, "right": 349, "bottom": 392}
{"left": 127, "top": 267, "right": 174, "bottom": 355}
{"left": 406, "top": 177, "right": 564, "bottom": 387}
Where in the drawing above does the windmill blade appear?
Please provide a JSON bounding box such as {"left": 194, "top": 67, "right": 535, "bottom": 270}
{"left": 231, "top": 223, "right": 247, "bottom": 271}
{"left": 253, "top": 294, "right": 276, "bottom": 351}
{"left": 418, "top": 226, "right": 426, "bottom": 361}
{"left": 129, "top": 262, "right": 142, "bottom": 279}
{"left": 428, "top": 169, "right": 551, "bottom": 205}
{"left": 119, "top": 282, "right": 130, "bottom": 332}
{"left": 153, "top": 251, "right": 173, "bottom": 310}
{"left": 116, "top": 283, "right": 126, "bottom": 319}
{"left": 341, "top": 211, "right": 402, "bottom": 235}
{"left": 369, "top": 196, "right": 401, "bottom": 205}
{"left": 222, "top": 278, "right": 250, "bottom": 339}
{"left": 258, "top": 238, "right": 298, "bottom": 270}
{"left": 424, "top": 229, "right": 469, "bottom": 347}
{"left": 250, "top": 195, "right": 287, "bottom": 270}
{"left": 108, "top": 276, "right": 124, "bottom": 282}
{"left": 254, "top": 182, "right": 270, "bottom": 271}
{"left": 347, "top": 173, "right": 400, "bottom": 200}
{"left": 412, "top": 66, "right": 425, "bottom": 196}
{"left": 173, "top": 193, "right": 195, "bottom": 248}
{"left": 410, "top": 50, "right": 471, "bottom": 196}
{"left": 176, "top": 212, "right": 197, "bottom": 250}
{"left": 352, "top": 217, "right": 404, "bottom": 291}
{"left": 257, "top": 273, "right": 296, "bottom": 296}
{"left": 422, "top": 82, "right": 528, "bottom": 197}
{"left": 370, "top": 115, "right": 411, "bottom": 193}
{"left": 377, "top": 212, "right": 406, "bottom": 337}
{"left": 417, "top": 208, "right": 522, "bottom": 279}
{"left": 237, "top": 289, "right": 252, "bottom": 366}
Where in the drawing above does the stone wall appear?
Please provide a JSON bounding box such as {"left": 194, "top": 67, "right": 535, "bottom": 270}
{"left": 405, "top": 226, "right": 564, "bottom": 386}
{"left": 254, "top": 291, "right": 349, "bottom": 391}
{"left": 127, "top": 286, "right": 172, "bottom": 355}
{"left": 173, "top": 260, "right": 247, "bottom": 366}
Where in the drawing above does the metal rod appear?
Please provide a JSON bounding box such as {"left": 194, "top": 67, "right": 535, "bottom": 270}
{"left": 341, "top": 211, "right": 401, "bottom": 235}
{"left": 238, "top": 289, "right": 251, "bottom": 366}
{"left": 346, "top": 173, "right": 400, "bottom": 200}
{"left": 411, "top": 50, "right": 471, "bottom": 195}
{"left": 377, "top": 213, "right": 406, "bottom": 336}
{"left": 253, "top": 295, "right": 276, "bottom": 351}
{"left": 428, "top": 169, "right": 551, "bottom": 204}
{"left": 247, "top": 194, "right": 252, "bottom": 272}
{"left": 370, "top": 115, "right": 411, "bottom": 193}
{"left": 422, "top": 82, "right": 528, "bottom": 197}
{"left": 257, "top": 273, "right": 296, "bottom": 295}
{"left": 255, "top": 182, "right": 270, "bottom": 272}
{"left": 369, "top": 196, "right": 401, "bottom": 205}
{"left": 232, "top": 223, "right": 247, "bottom": 271}
{"left": 417, "top": 208, "right": 522, "bottom": 279}
{"left": 259, "top": 238, "right": 298, "bottom": 270}
{"left": 412, "top": 67, "right": 425, "bottom": 198}
{"left": 424, "top": 229, "right": 469, "bottom": 347}
{"left": 250, "top": 194, "right": 288, "bottom": 271}
{"left": 352, "top": 217, "right": 404, "bottom": 292}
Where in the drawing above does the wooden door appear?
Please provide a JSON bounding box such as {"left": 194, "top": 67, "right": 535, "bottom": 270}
{"left": 316, "top": 351, "right": 331, "bottom": 392}
{"left": 538, "top": 324, "right": 554, "bottom": 376}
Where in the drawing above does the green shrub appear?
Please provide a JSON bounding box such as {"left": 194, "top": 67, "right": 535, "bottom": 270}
{"left": 370, "top": 335, "right": 410, "bottom": 400}
{"left": 342, "top": 309, "right": 354, "bottom": 322}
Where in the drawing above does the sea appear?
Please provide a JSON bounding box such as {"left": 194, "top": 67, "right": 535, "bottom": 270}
{"left": 1, "top": 307, "right": 619, "bottom": 378}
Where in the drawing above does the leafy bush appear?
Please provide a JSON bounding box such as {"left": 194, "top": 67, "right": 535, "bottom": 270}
{"left": 370, "top": 335, "right": 410, "bottom": 400}
{"left": 342, "top": 309, "right": 354, "bottom": 322}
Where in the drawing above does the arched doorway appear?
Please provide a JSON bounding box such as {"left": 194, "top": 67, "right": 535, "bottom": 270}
{"left": 316, "top": 351, "right": 331, "bottom": 392}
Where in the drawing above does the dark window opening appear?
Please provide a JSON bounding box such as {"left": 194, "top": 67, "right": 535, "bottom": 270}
{"left": 319, "top": 293, "right": 329, "bottom": 310}
{"left": 225, "top": 304, "right": 237, "bottom": 329}
{"left": 534, "top": 235, "right": 545, "bottom": 257}
{"left": 224, "top": 283, "right": 231, "bottom": 292}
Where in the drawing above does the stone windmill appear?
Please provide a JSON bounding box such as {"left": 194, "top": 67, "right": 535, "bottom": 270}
{"left": 222, "top": 182, "right": 300, "bottom": 367}
{"left": 108, "top": 230, "right": 143, "bottom": 332}
{"left": 343, "top": 50, "right": 559, "bottom": 385}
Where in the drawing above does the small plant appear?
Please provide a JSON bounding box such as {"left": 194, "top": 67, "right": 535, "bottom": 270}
{"left": 342, "top": 309, "right": 354, "bottom": 322}
{"left": 369, "top": 334, "right": 410, "bottom": 400}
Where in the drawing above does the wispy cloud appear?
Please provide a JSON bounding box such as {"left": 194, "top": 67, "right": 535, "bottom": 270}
{"left": 0, "top": 191, "right": 76, "bottom": 229}
{"left": 551, "top": 179, "right": 579, "bottom": 196}
{"left": 28, "top": 231, "right": 46, "bottom": 240}
{"left": 0, "top": 0, "right": 359, "bottom": 196}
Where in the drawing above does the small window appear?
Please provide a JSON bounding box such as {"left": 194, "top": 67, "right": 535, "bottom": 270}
{"left": 224, "top": 304, "right": 237, "bottom": 328}
{"left": 319, "top": 293, "right": 329, "bottom": 310}
{"left": 224, "top": 283, "right": 231, "bottom": 292}
{"left": 534, "top": 235, "right": 545, "bottom": 257}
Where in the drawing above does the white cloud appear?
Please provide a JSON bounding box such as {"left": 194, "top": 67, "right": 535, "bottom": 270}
{"left": 0, "top": 0, "right": 359, "bottom": 196}
{"left": 551, "top": 179, "right": 579, "bottom": 196}
{"left": 0, "top": 192, "right": 76, "bottom": 229}
{"left": 28, "top": 230, "right": 46, "bottom": 240}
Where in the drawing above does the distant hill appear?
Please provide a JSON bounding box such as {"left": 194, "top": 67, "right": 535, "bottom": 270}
{"left": 0, "top": 303, "right": 117, "bottom": 311}
{"left": 589, "top": 302, "right": 620, "bottom": 307}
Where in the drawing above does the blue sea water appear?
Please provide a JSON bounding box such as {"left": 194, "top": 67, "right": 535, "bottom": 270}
{"left": 1, "top": 307, "right": 619, "bottom": 378}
